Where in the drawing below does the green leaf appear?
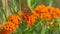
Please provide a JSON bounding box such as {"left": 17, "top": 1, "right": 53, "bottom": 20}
{"left": 1, "top": 9, "right": 8, "bottom": 22}
{"left": 19, "top": 19, "right": 28, "bottom": 33}
{"left": 11, "top": 7, "right": 17, "bottom": 14}
{"left": 11, "top": 0, "right": 16, "bottom": 8}
{"left": 23, "top": 31, "right": 32, "bottom": 34}
{"left": 40, "top": 19, "right": 48, "bottom": 34}
{"left": 57, "top": 18, "right": 60, "bottom": 34}
{"left": 10, "top": 0, "right": 18, "bottom": 14}
{"left": 41, "top": 24, "right": 47, "bottom": 34}
{"left": 48, "top": 0, "right": 54, "bottom": 6}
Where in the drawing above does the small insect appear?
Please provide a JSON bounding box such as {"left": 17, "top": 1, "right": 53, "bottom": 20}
{"left": 21, "top": 4, "right": 32, "bottom": 16}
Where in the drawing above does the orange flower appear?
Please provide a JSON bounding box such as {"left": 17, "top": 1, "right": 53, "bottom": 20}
{"left": 34, "top": 4, "right": 60, "bottom": 20}
{"left": 0, "top": 30, "right": 9, "bottom": 34}
{"left": 45, "top": 14, "right": 52, "bottom": 20}
{"left": 26, "top": 13, "right": 37, "bottom": 27}
{"left": 8, "top": 14, "right": 21, "bottom": 23}
{"left": 32, "top": 10, "right": 39, "bottom": 17}
{"left": 18, "top": 11, "right": 37, "bottom": 27}
{"left": 1, "top": 21, "right": 16, "bottom": 32}
{"left": 0, "top": 14, "right": 21, "bottom": 33}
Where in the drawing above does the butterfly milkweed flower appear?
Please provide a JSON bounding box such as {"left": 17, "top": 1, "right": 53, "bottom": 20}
{"left": 0, "top": 14, "right": 21, "bottom": 33}
{"left": 8, "top": 14, "right": 21, "bottom": 25}
{"left": 27, "top": 14, "right": 37, "bottom": 27}
{"left": 34, "top": 4, "right": 60, "bottom": 20}
{"left": 18, "top": 11, "right": 37, "bottom": 27}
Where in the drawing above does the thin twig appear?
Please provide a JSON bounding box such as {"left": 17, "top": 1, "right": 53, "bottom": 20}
{"left": 5, "top": 0, "right": 9, "bottom": 17}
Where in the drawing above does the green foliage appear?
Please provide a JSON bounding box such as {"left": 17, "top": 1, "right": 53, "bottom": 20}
{"left": 1, "top": 9, "right": 8, "bottom": 22}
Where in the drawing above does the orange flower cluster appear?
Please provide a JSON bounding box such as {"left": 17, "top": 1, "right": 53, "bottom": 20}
{"left": 0, "top": 30, "right": 9, "bottom": 34}
{"left": 0, "top": 5, "right": 60, "bottom": 32}
{"left": 26, "top": 14, "right": 37, "bottom": 27}
{"left": 34, "top": 5, "right": 60, "bottom": 20}
{"left": 0, "top": 14, "right": 21, "bottom": 32}
{"left": 18, "top": 11, "right": 37, "bottom": 27}
{"left": 18, "top": 4, "right": 60, "bottom": 27}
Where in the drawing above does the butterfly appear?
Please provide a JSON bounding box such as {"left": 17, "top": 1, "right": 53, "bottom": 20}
{"left": 21, "top": 4, "right": 33, "bottom": 16}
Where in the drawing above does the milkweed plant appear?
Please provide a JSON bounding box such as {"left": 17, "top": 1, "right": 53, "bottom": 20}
{"left": 0, "top": 0, "right": 60, "bottom": 34}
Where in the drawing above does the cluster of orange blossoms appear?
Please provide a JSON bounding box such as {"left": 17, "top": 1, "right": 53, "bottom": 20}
{"left": 18, "top": 5, "right": 60, "bottom": 27}
{"left": 34, "top": 5, "right": 60, "bottom": 20}
{"left": 0, "top": 14, "right": 21, "bottom": 32}
{"left": 18, "top": 11, "right": 37, "bottom": 27}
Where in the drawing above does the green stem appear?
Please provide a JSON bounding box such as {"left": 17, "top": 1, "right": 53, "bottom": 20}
{"left": 49, "top": 0, "right": 53, "bottom": 6}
